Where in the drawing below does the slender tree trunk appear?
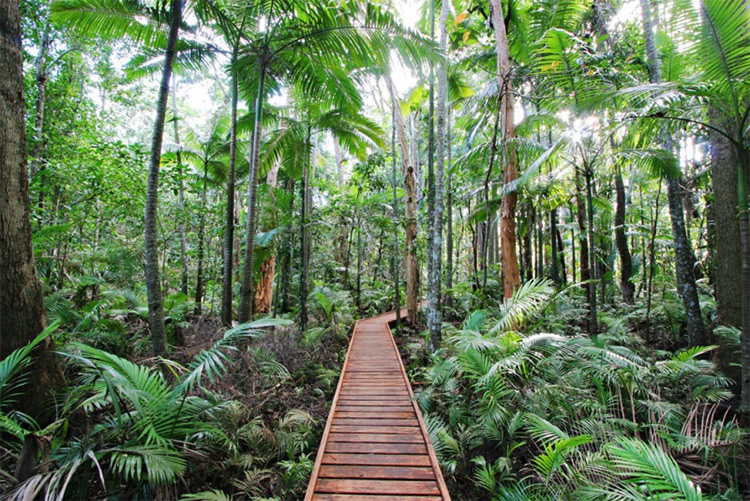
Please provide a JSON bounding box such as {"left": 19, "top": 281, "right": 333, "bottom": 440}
{"left": 171, "top": 79, "right": 188, "bottom": 296}
{"left": 238, "top": 63, "right": 267, "bottom": 323}
{"left": 615, "top": 163, "right": 635, "bottom": 303}
{"left": 221, "top": 67, "right": 239, "bottom": 326}
{"left": 483, "top": 98, "right": 502, "bottom": 289}
{"left": 584, "top": 162, "right": 598, "bottom": 335}
{"left": 491, "top": 0, "right": 521, "bottom": 299}
{"left": 387, "top": 76, "right": 419, "bottom": 325}
{"left": 0, "top": 0, "right": 64, "bottom": 423}
{"left": 144, "top": 0, "right": 182, "bottom": 355}
{"left": 194, "top": 160, "right": 208, "bottom": 312}
{"left": 445, "top": 106, "right": 454, "bottom": 309}
{"left": 575, "top": 167, "right": 591, "bottom": 324}
{"left": 30, "top": 13, "right": 50, "bottom": 183}
{"left": 646, "top": 181, "right": 663, "bottom": 333}
{"left": 427, "top": 0, "right": 448, "bottom": 347}
{"left": 550, "top": 208, "right": 559, "bottom": 284}
{"left": 640, "top": 0, "right": 705, "bottom": 345}
{"left": 557, "top": 228, "right": 567, "bottom": 284}
{"left": 299, "top": 126, "right": 312, "bottom": 331}
{"left": 280, "top": 178, "right": 295, "bottom": 313}
{"left": 391, "top": 96, "right": 401, "bottom": 326}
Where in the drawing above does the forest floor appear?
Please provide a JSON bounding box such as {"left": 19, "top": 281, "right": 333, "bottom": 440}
{"left": 157, "top": 314, "right": 352, "bottom": 497}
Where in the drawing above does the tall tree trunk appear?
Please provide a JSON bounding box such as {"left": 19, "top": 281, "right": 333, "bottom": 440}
{"left": 171, "top": 79, "right": 188, "bottom": 296}
{"left": 194, "top": 160, "right": 208, "bottom": 313}
{"left": 550, "top": 208, "right": 560, "bottom": 284}
{"left": 445, "top": 106, "right": 454, "bottom": 310}
{"left": 640, "top": 0, "right": 705, "bottom": 345}
{"left": 144, "top": 0, "right": 182, "bottom": 355}
{"left": 490, "top": 0, "right": 521, "bottom": 299}
{"left": 221, "top": 67, "right": 239, "bottom": 326}
{"left": 30, "top": 12, "right": 50, "bottom": 182}
{"left": 584, "top": 162, "right": 598, "bottom": 335}
{"left": 0, "top": 0, "right": 64, "bottom": 423}
{"left": 575, "top": 167, "right": 591, "bottom": 321}
{"left": 299, "top": 126, "right": 312, "bottom": 331}
{"left": 736, "top": 149, "right": 750, "bottom": 414}
{"left": 391, "top": 96, "right": 401, "bottom": 326}
{"left": 280, "top": 178, "right": 295, "bottom": 313}
{"left": 615, "top": 163, "right": 635, "bottom": 303}
{"left": 483, "top": 98, "right": 502, "bottom": 289}
{"left": 387, "top": 76, "right": 419, "bottom": 326}
{"left": 710, "top": 112, "right": 742, "bottom": 328}
{"left": 254, "top": 161, "right": 280, "bottom": 314}
{"left": 238, "top": 63, "right": 267, "bottom": 323}
{"left": 427, "top": 0, "right": 448, "bottom": 348}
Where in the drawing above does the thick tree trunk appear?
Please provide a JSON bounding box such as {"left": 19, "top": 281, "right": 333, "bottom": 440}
{"left": 737, "top": 149, "right": 750, "bottom": 414}
{"left": 144, "top": 0, "right": 182, "bottom": 355}
{"left": 615, "top": 163, "right": 635, "bottom": 303}
{"left": 387, "top": 76, "right": 419, "bottom": 326}
{"left": 221, "top": 70, "right": 239, "bottom": 326}
{"left": 238, "top": 64, "right": 267, "bottom": 323}
{"left": 427, "top": 0, "right": 448, "bottom": 347}
{"left": 0, "top": 0, "right": 64, "bottom": 422}
{"left": 710, "top": 114, "right": 742, "bottom": 328}
{"left": 491, "top": 0, "right": 521, "bottom": 299}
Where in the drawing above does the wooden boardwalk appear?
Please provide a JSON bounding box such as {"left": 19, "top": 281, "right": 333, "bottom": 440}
{"left": 305, "top": 309, "right": 450, "bottom": 500}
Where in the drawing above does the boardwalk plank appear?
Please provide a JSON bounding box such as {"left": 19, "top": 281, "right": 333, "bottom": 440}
{"left": 305, "top": 308, "right": 450, "bottom": 500}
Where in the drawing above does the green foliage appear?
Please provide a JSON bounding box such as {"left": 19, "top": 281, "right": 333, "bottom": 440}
{"left": 416, "top": 287, "right": 742, "bottom": 499}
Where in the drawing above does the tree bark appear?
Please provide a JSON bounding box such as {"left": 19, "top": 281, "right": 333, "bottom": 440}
{"left": 238, "top": 63, "right": 267, "bottom": 323}
{"left": 221, "top": 68, "right": 239, "bottom": 326}
{"left": 144, "top": 0, "right": 182, "bottom": 355}
{"left": 299, "top": 126, "right": 313, "bottom": 331}
{"left": 639, "top": 0, "right": 705, "bottom": 345}
{"left": 615, "top": 163, "right": 635, "bottom": 303}
{"left": 0, "top": 0, "right": 64, "bottom": 422}
{"left": 171, "top": 78, "right": 188, "bottom": 296}
{"left": 387, "top": 76, "right": 419, "bottom": 326}
{"left": 584, "top": 163, "right": 598, "bottom": 334}
{"left": 194, "top": 160, "right": 208, "bottom": 313}
{"left": 427, "top": 0, "right": 448, "bottom": 347}
{"left": 391, "top": 94, "right": 401, "bottom": 326}
{"left": 254, "top": 160, "right": 280, "bottom": 314}
{"left": 490, "top": 0, "right": 521, "bottom": 299}
{"left": 445, "top": 105, "right": 454, "bottom": 309}
{"left": 710, "top": 113, "right": 742, "bottom": 328}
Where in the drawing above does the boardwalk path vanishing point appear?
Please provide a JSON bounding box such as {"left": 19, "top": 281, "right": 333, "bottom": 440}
{"left": 305, "top": 308, "right": 450, "bottom": 500}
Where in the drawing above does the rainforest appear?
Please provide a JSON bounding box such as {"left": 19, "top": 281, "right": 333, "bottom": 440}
{"left": 1, "top": 0, "right": 749, "bottom": 499}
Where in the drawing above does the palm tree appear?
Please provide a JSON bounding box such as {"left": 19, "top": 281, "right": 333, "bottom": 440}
{"left": 233, "top": 1, "right": 434, "bottom": 323}
{"left": 262, "top": 98, "right": 384, "bottom": 330}
{"left": 51, "top": 0, "right": 209, "bottom": 354}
